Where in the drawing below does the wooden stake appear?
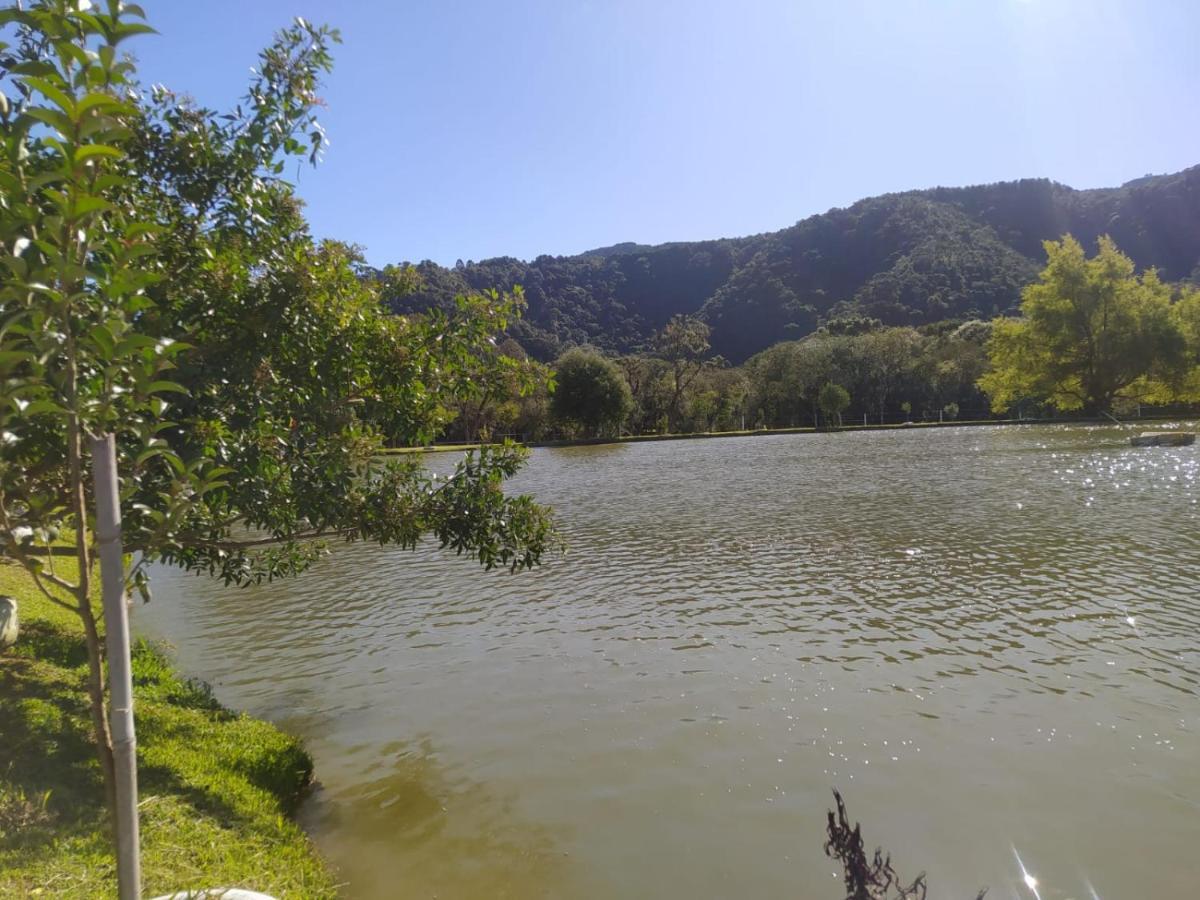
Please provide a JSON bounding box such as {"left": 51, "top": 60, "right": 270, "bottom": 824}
{"left": 92, "top": 433, "right": 141, "bottom": 900}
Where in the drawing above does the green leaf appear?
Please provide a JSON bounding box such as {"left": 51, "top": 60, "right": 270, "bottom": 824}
{"left": 0, "top": 350, "right": 35, "bottom": 368}
{"left": 19, "top": 76, "right": 76, "bottom": 116}
{"left": 123, "top": 221, "right": 161, "bottom": 239}
{"left": 2, "top": 255, "right": 28, "bottom": 279}
{"left": 113, "top": 334, "right": 158, "bottom": 356}
{"left": 160, "top": 451, "right": 186, "bottom": 476}
{"left": 145, "top": 380, "right": 188, "bottom": 395}
{"left": 88, "top": 323, "right": 116, "bottom": 358}
{"left": 71, "top": 195, "right": 113, "bottom": 217}
{"left": 112, "top": 22, "right": 158, "bottom": 43}
{"left": 75, "top": 92, "right": 124, "bottom": 116}
{"left": 9, "top": 61, "right": 57, "bottom": 79}
{"left": 135, "top": 446, "right": 168, "bottom": 466}
{"left": 75, "top": 143, "right": 124, "bottom": 163}
{"left": 23, "top": 106, "right": 74, "bottom": 136}
{"left": 21, "top": 399, "right": 68, "bottom": 416}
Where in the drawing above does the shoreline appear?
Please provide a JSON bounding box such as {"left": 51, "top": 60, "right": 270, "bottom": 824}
{"left": 385, "top": 413, "right": 1197, "bottom": 454}
{"left": 0, "top": 560, "right": 337, "bottom": 898}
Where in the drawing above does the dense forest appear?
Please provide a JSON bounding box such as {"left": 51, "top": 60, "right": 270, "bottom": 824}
{"left": 438, "top": 315, "right": 997, "bottom": 442}
{"left": 434, "top": 233, "right": 1200, "bottom": 443}
{"left": 385, "top": 165, "right": 1200, "bottom": 363}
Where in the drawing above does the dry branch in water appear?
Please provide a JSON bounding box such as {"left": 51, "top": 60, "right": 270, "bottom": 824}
{"left": 824, "top": 790, "right": 987, "bottom": 900}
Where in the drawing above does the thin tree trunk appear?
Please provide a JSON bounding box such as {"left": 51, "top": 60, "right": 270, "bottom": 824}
{"left": 65, "top": 337, "right": 118, "bottom": 825}
{"left": 77, "top": 599, "right": 117, "bottom": 811}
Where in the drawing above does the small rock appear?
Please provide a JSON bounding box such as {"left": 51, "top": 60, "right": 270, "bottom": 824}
{"left": 0, "top": 596, "right": 17, "bottom": 650}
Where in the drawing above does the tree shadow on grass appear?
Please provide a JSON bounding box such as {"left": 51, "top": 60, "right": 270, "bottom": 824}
{"left": 10, "top": 619, "right": 90, "bottom": 669}
{"left": 0, "top": 654, "right": 107, "bottom": 851}
{"left": 134, "top": 705, "right": 313, "bottom": 829}
{"left": 136, "top": 758, "right": 259, "bottom": 832}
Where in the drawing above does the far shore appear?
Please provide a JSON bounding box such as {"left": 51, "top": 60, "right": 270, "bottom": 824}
{"left": 382, "top": 413, "right": 1198, "bottom": 455}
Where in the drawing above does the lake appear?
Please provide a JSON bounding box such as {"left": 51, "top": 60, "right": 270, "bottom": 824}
{"left": 134, "top": 424, "right": 1200, "bottom": 899}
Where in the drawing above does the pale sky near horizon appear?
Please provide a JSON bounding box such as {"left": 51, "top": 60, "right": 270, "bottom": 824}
{"left": 134, "top": 1, "right": 1200, "bottom": 267}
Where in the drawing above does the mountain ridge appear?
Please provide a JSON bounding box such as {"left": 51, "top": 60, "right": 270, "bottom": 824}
{"left": 576, "top": 170, "right": 1180, "bottom": 261}
{"left": 390, "top": 164, "right": 1200, "bottom": 362}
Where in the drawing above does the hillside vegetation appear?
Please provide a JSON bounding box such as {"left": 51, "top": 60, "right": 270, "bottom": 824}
{"left": 390, "top": 166, "right": 1200, "bottom": 362}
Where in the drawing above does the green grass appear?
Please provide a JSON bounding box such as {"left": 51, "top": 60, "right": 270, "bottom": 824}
{"left": 0, "top": 560, "right": 338, "bottom": 898}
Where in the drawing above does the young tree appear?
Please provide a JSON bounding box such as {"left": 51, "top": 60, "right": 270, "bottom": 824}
{"left": 0, "top": 5, "right": 555, "bottom": 895}
{"left": 818, "top": 382, "right": 851, "bottom": 428}
{"left": 551, "top": 348, "right": 632, "bottom": 438}
{"left": 1, "top": 13, "right": 170, "bottom": 890}
{"left": 979, "top": 236, "right": 1187, "bottom": 414}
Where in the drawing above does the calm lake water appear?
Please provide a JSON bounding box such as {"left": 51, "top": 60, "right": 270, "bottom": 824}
{"left": 135, "top": 424, "right": 1200, "bottom": 899}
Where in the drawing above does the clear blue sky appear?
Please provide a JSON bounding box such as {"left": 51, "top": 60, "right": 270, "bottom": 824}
{"left": 134, "top": 0, "right": 1200, "bottom": 267}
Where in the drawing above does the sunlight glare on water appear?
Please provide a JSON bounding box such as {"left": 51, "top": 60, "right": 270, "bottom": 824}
{"left": 136, "top": 424, "right": 1200, "bottom": 899}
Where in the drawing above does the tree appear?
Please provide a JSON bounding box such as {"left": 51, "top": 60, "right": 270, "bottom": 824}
{"left": 654, "top": 315, "right": 716, "bottom": 432}
{"left": 745, "top": 337, "right": 842, "bottom": 428}
{"left": 1167, "top": 286, "right": 1200, "bottom": 402}
{"left": 0, "top": 5, "right": 555, "bottom": 895}
{"left": 444, "top": 330, "right": 554, "bottom": 442}
{"left": 922, "top": 322, "right": 990, "bottom": 419}
{"left": 979, "top": 236, "right": 1187, "bottom": 414}
{"left": 818, "top": 382, "right": 851, "bottom": 427}
{"left": 617, "top": 353, "right": 672, "bottom": 433}
{"left": 550, "top": 348, "right": 632, "bottom": 437}
{"left": 698, "top": 367, "right": 750, "bottom": 431}
{"left": 822, "top": 315, "right": 883, "bottom": 337}
{"left": 853, "top": 327, "right": 924, "bottom": 424}
{"left": 1, "top": 10, "right": 170, "bottom": 891}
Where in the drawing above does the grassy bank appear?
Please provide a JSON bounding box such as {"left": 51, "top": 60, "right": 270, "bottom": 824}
{"left": 0, "top": 560, "right": 338, "bottom": 899}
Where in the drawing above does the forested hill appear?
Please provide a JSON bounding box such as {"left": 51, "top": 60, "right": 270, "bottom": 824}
{"left": 387, "top": 165, "right": 1200, "bottom": 362}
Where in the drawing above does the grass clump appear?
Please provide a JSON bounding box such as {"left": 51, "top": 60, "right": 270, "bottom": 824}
{"left": 0, "top": 560, "right": 338, "bottom": 898}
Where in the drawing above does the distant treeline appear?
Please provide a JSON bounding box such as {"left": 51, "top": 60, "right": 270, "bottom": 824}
{"left": 380, "top": 165, "right": 1200, "bottom": 365}
{"left": 440, "top": 313, "right": 990, "bottom": 442}
{"left": 432, "top": 235, "right": 1200, "bottom": 443}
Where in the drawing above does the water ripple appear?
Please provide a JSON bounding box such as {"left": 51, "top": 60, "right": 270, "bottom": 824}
{"left": 136, "top": 424, "right": 1200, "bottom": 899}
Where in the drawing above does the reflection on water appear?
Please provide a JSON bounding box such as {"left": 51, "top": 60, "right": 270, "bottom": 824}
{"left": 136, "top": 425, "right": 1200, "bottom": 899}
{"left": 298, "top": 738, "right": 569, "bottom": 898}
